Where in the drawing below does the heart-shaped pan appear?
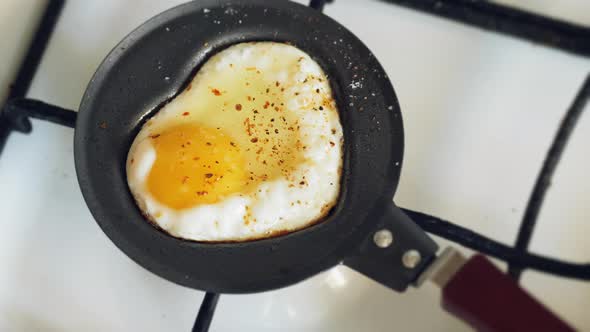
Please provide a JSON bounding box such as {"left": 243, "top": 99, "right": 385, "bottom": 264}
{"left": 74, "top": 0, "right": 438, "bottom": 293}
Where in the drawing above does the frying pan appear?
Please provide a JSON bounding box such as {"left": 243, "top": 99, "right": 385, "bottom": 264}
{"left": 7, "top": 0, "right": 572, "bottom": 330}
{"left": 75, "top": 0, "right": 437, "bottom": 293}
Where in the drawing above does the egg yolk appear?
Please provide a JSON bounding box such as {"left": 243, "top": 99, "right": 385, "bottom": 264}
{"left": 147, "top": 124, "right": 246, "bottom": 209}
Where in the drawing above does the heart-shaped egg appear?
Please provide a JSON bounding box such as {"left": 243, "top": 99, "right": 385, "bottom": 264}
{"left": 126, "top": 42, "right": 343, "bottom": 242}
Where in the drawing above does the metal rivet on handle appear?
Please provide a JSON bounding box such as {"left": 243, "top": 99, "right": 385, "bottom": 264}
{"left": 402, "top": 250, "right": 422, "bottom": 268}
{"left": 373, "top": 229, "right": 393, "bottom": 248}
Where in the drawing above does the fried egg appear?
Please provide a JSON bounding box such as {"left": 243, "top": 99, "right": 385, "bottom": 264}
{"left": 126, "top": 42, "right": 343, "bottom": 242}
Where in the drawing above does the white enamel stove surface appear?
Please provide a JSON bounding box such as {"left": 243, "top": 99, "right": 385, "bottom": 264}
{"left": 0, "top": 0, "right": 589, "bottom": 331}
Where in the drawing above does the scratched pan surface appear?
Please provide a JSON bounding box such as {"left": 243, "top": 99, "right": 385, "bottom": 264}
{"left": 74, "top": 0, "right": 436, "bottom": 293}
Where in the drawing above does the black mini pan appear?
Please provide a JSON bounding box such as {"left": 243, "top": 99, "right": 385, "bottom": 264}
{"left": 74, "top": 0, "right": 438, "bottom": 293}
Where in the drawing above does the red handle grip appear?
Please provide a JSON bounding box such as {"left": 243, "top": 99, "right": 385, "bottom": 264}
{"left": 442, "top": 255, "right": 574, "bottom": 332}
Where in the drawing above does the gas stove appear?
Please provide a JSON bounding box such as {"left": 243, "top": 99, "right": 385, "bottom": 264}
{"left": 1, "top": 0, "right": 589, "bottom": 331}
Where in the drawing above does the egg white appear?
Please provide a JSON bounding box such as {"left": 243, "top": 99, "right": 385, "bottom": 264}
{"left": 126, "top": 42, "right": 343, "bottom": 242}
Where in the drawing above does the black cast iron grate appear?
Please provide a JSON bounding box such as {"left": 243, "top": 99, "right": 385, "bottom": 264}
{"left": 0, "top": 1, "right": 588, "bottom": 331}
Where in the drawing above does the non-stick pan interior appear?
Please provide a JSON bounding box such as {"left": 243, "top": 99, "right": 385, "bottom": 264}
{"left": 75, "top": 0, "right": 404, "bottom": 293}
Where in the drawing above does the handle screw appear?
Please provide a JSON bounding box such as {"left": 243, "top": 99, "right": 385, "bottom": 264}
{"left": 403, "top": 250, "right": 422, "bottom": 269}
{"left": 373, "top": 229, "right": 393, "bottom": 248}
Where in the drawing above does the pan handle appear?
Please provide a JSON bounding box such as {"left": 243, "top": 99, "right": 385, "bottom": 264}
{"left": 433, "top": 251, "right": 574, "bottom": 331}
{"left": 343, "top": 199, "right": 439, "bottom": 291}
